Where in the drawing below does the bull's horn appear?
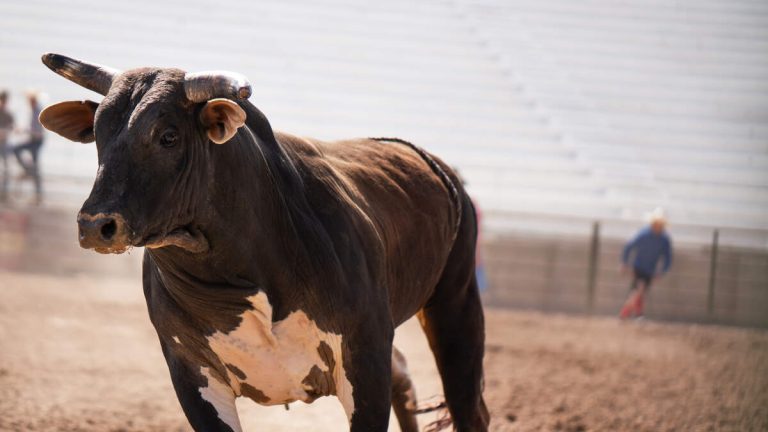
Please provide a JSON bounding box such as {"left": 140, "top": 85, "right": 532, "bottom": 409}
{"left": 41, "top": 53, "right": 119, "bottom": 96}
{"left": 183, "top": 71, "right": 252, "bottom": 103}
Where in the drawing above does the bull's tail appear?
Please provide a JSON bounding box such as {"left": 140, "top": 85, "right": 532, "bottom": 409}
{"left": 415, "top": 396, "right": 453, "bottom": 432}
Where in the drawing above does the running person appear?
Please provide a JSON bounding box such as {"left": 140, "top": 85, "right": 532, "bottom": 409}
{"left": 619, "top": 208, "right": 673, "bottom": 319}
{"left": 12, "top": 91, "right": 44, "bottom": 204}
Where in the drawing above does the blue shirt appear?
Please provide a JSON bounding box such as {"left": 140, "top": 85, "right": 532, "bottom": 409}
{"left": 622, "top": 226, "right": 672, "bottom": 276}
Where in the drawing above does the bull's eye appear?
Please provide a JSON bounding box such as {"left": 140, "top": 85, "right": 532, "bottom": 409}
{"left": 160, "top": 129, "right": 178, "bottom": 148}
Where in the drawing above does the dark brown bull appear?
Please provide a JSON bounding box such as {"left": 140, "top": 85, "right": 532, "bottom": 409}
{"left": 39, "top": 53, "right": 489, "bottom": 432}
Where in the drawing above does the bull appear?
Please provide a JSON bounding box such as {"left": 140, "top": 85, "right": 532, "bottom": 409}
{"left": 39, "top": 53, "right": 489, "bottom": 432}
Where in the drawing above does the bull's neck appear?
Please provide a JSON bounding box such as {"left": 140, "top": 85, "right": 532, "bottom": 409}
{"left": 211, "top": 119, "right": 309, "bottom": 276}
{"left": 151, "top": 105, "right": 336, "bottom": 306}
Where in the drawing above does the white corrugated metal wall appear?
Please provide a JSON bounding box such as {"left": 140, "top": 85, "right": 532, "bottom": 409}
{"left": 1, "top": 0, "right": 766, "bottom": 231}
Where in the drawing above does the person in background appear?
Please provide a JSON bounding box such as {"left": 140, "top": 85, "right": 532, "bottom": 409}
{"left": 12, "top": 91, "right": 44, "bottom": 204}
{"left": 0, "top": 90, "right": 13, "bottom": 202}
{"left": 473, "top": 198, "right": 488, "bottom": 293}
{"left": 619, "top": 207, "right": 673, "bottom": 319}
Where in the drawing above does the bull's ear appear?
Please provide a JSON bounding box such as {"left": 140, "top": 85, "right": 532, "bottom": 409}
{"left": 39, "top": 100, "right": 99, "bottom": 143}
{"left": 199, "top": 98, "right": 246, "bottom": 144}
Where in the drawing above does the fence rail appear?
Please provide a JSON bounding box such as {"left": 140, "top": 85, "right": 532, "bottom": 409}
{"left": 481, "top": 211, "right": 768, "bottom": 328}
{"left": 1, "top": 202, "right": 766, "bottom": 328}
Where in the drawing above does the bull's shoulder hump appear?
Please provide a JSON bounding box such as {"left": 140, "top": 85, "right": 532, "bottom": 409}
{"left": 273, "top": 131, "right": 325, "bottom": 157}
{"left": 273, "top": 132, "right": 448, "bottom": 201}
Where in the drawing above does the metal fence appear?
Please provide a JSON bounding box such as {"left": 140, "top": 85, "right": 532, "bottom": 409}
{"left": 2, "top": 204, "right": 767, "bottom": 328}
{"left": 480, "top": 211, "right": 768, "bottom": 328}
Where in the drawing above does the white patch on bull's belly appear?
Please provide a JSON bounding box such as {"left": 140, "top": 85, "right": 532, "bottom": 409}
{"left": 204, "top": 292, "right": 355, "bottom": 416}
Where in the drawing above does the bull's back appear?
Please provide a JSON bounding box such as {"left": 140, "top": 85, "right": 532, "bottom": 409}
{"left": 277, "top": 132, "right": 461, "bottom": 324}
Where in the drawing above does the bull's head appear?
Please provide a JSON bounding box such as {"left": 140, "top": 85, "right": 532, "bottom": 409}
{"left": 39, "top": 53, "right": 252, "bottom": 254}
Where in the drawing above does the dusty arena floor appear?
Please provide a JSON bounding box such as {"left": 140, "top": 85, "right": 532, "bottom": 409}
{"left": 0, "top": 267, "right": 767, "bottom": 431}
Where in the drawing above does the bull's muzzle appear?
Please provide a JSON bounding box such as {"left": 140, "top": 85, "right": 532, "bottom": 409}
{"left": 77, "top": 212, "right": 131, "bottom": 254}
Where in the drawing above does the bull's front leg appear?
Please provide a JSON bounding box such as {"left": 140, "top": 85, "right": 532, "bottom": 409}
{"left": 340, "top": 315, "right": 394, "bottom": 432}
{"left": 160, "top": 342, "right": 242, "bottom": 432}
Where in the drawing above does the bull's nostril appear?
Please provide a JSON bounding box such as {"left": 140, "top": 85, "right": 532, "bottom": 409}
{"left": 100, "top": 219, "right": 117, "bottom": 240}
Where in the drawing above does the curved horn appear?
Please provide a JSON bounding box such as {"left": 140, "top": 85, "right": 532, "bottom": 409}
{"left": 183, "top": 71, "right": 252, "bottom": 103}
{"left": 41, "top": 53, "right": 119, "bottom": 96}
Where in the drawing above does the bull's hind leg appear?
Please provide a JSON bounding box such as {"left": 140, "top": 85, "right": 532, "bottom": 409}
{"left": 419, "top": 276, "right": 489, "bottom": 431}
{"left": 419, "top": 201, "right": 489, "bottom": 431}
{"left": 391, "top": 346, "right": 418, "bottom": 432}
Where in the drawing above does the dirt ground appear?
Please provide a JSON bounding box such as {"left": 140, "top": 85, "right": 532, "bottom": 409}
{"left": 1, "top": 267, "right": 766, "bottom": 432}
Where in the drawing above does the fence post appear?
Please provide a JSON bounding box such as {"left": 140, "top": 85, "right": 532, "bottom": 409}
{"left": 707, "top": 229, "right": 719, "bottom": 319}
{"left": 587, "top": 221, "right": 600, "bottom": 313}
